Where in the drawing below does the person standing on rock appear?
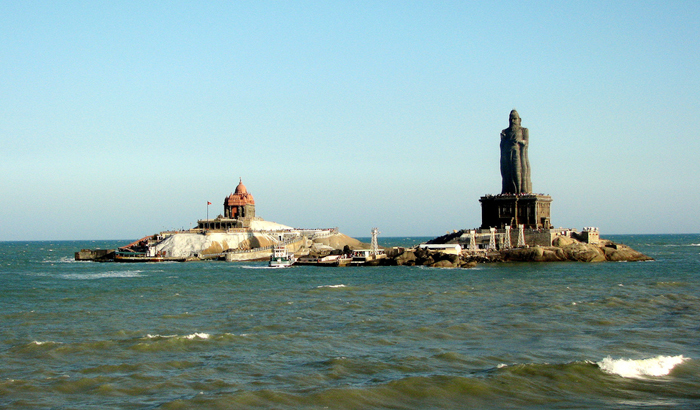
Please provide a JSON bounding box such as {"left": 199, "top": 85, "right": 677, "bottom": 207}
{"left": 500, "top": 109, "right": 532, "bottom": 194}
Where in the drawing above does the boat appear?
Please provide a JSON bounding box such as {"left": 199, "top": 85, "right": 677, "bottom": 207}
{"left": 350, "top": 227, "right": 387, "bottom": 266}
{"left": 295, "top": 254, "right": 352, "bottom": 267}
{"left": 350, "top": 248, "right": 387, "bottom": 266}
{"left": 269, "top": 245, "right": 296, "bottom": 268}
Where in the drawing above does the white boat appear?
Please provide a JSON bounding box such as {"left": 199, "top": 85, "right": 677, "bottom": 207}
{"left": 296, "top": 254, "right": 352, "bottom": 267}
{"left": 350, "top": 227, "right": 386, "bottom": 265}
{"left": 269, "top": 245, "right": 296, "bottom": 268}
{"left": 350, "top": 248, "right": 387, "bottom": 265}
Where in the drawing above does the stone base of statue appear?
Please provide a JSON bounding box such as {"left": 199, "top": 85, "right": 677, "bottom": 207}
{"left": 479, "top": 194, "right": 553, "bottom": 230}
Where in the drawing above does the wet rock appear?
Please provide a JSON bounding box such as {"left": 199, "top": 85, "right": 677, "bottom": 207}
{"left": 431, "top": 259, "right": 456, "bottom": 268}
{"left": 601, "top": 243, "right": 653, "bottom": 261}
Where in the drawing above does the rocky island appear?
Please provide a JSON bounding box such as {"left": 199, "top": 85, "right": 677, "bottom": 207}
{"left": 76, "top": 110, "right": 651, "bottom": 266}
{"left": 372, "top": 109, "right": 652, "bottom": 267}
{"left": 76, "top": 179, "right": 370, "bottom": 263}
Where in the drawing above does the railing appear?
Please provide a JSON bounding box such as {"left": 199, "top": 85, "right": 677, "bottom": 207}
{"left": 295, "top": 227, "right": 338, "bottom": 239}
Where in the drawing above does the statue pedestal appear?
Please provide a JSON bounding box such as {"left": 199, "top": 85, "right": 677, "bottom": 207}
{"left": 479, "top": 194, "right": 552, "bottom": 230}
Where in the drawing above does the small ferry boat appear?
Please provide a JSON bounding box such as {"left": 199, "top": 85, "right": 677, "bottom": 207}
{"left": 296, "top": 254, "right": 352, "bottom": 267}
{"left": 269, "top": 245, "right": 296, "bottom": 268}
{"left": 350, "top": 248, "right": 387, "bottom": 266}
{"left": 350, "top": 227, "right": 386, "bottom": 266}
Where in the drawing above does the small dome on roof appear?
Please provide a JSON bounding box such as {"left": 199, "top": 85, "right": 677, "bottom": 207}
{"left": 234, "top": 178, "right": 247, "bottom": 194}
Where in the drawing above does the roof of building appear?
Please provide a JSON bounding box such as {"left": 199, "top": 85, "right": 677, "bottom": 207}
{"left": 225, "top": 178, "right": 255, "bottom": 206}
{"left": 234, "top": 178, "right": 248, "bottom": 194}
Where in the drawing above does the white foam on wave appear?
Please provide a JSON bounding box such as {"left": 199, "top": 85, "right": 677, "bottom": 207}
{"left": 145, "top": 334, "right": 176, "bottom": 339}
{"left": 663, "top": 243, "right": 700, "bottom": 247}
{"left": 31, "top": 340, "right": 61, "bottom": 346}
{"left": 43, "top": 256, "right": 79, "bottom": 264}
{"left": 145, "top": 333, "right": 211, "bottom": 340}
{"left": 317, "top": 284, "right": 346, "bottom": 288}
{"left": 597, "top": 355, "right": 688, "bottom": 379}
{"left": 183, "top": 333, "right": 210, "bottom": 340}
{"left": 60, "top": 271, "right": 143, "bottom": 280}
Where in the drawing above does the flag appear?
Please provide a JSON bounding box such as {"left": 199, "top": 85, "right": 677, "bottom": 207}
{"left": 207, "top": 201, "right": 212, "bottom": 205}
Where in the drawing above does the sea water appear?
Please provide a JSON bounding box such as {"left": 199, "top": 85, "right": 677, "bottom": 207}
{"left": 1, "top": 234, "right": 699, "bottom": 409}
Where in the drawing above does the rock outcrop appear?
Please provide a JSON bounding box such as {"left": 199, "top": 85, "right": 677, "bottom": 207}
{"left": 420, "top": 232, "right": 652, "bottom": 265}
{"left": 386, "top": 248, "right": 477, "bottom": 269}
{"left": 154, "top": 231, "right": 281, "bottom": 258}
{"left": 312, "top": 233, "right": 367, "bottom": 250}
{"left": 500, "top": 238, "right": 652, "bottom": 262}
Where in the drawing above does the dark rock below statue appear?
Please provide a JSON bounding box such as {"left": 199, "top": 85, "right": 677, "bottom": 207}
{"left": 501, "top": 239, "right": 653, "bottom": 262}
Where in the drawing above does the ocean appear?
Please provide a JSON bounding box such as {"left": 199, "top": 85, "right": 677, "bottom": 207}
{"left": 1, "top": 234, "right": 699, "bottom": 409}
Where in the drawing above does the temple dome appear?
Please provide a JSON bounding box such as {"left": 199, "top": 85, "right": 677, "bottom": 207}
{"left": 225, "top": 178, "right": 255, "bottom": 207}
{"left": 234, "top": 179, "right": 248, "bottom": 194}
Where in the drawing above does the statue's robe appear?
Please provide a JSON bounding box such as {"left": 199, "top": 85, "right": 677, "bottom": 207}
{"left": 500, "top": 127, "right": 531, "bottom": 194}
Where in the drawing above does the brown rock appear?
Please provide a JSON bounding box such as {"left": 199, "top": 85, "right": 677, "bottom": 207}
{"left": 431, "top": 259, "right": 457, "bottom": 268}
{"left": 552, "top": 236, "right": 577, "bottom": 247}
{"left": 312, "top": 233, "right": 368, "bottom": 250}
{"left": 394, "top": 250, "right": 417, "bottom": 266}
{"left": 602, "top": 244, "right": 653, "bottom": 261}
{"left": 561, "top": 243, "right": 606, "bottom": 262}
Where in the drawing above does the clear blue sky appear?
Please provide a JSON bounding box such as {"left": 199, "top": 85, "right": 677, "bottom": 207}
{"left": 2, "top": 1, "right": 699, "bottom": 240}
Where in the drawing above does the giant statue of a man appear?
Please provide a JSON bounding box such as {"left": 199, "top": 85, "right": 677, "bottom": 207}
{"left": 500, "top": 109, "right": 532, "bottom": 194}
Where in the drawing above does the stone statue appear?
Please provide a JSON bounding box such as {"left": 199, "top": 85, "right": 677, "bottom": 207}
{"left": 500, "top": 109, "right": 532, "bottom": 194}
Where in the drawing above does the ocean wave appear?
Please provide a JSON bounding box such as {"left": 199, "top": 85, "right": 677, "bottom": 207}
{"left": 597, "top": 355, "right": 688, "bottom": 379}
{"left": 184, "top": 333, "right": 211, "bottom": 340}
{"left": 43, "top": 256, "right": 79, "bottom": 264}
{"left": 30, "top": 340, "right": 62, "bottom": 347}
{"left": 131, "top": 332, "right": 216, "bottom": 352}
{"left": 317, "top": 284, "right": 346, "bottom": 288}
{"left": 59, "top": 271, "right": 143, "bottom": 280}
{"left": 145, "top": 333, "right": 211, "bottom": 340}
{"left": 662, "top": 243, "right": 700, "bottom": 247}
{"left": 145, "top": 334, "right": 177, "bottom": 339}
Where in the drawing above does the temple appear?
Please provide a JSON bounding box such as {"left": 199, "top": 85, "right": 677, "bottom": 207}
{"left": 480, "top": 110, "right": 553, "bottom": 230}
{"left": 197, "top": 178, "right": 256, "bottom": 230}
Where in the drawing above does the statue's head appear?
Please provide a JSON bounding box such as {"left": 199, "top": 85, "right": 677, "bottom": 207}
{"left": 509, "top": 109, "right": 521, "bottom": 128}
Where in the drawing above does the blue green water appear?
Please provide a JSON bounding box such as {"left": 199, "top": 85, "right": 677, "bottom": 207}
{"left": 1, "top": 235, "right": 699, "bottom": 409}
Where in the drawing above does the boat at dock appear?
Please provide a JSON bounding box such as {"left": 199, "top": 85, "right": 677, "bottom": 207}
{"left": 269, "top": 246, "right": 297, "bottom": 268}
{"left": 296, "top": 254, "right": 352, "bottom": 267}
{"left": 350, "top": 249, "right": 387, "bottom": 266}
{"left": 350, "top": 227, "right": 386, "bottom": 265}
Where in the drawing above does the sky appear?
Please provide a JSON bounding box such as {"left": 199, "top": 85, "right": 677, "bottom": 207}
{"left": 1, "top": 1, "right": 699, "bottom": 240}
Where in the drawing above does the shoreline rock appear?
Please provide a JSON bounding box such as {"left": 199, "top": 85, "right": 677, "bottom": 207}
{"left": 370, "top": 234, "right": 653, "bottom": 268}
{"left": 500, "top": 238, "right": 652, "bottom": 262}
